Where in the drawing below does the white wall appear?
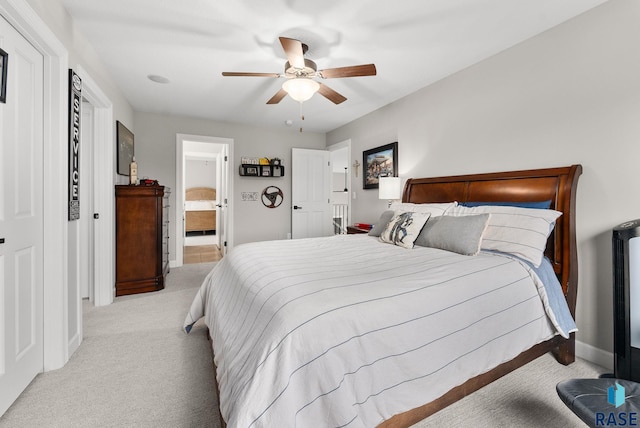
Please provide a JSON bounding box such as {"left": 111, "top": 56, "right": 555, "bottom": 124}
{"left": 134, "top": 111, "right": 326, "bottom": 251}
{"left": 328, "top": 0, "right": 640, "bottom": 358}
{"left": 186, "top": 159, "right": 216, "bottom": 189}
{"left": 26, "top": 0, "right": 133, "bottom": 135}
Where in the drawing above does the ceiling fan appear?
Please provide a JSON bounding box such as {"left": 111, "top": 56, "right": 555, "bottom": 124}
{"left": 222, "top": 37, "right": 376, "bottom": 105}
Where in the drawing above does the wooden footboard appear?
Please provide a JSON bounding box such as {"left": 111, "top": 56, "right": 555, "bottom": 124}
{"left": 378, "top": 334, "right": 574, "bottom": 427}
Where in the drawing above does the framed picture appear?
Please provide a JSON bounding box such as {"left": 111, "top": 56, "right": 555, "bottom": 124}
{"left": 116, "top": 121, "right": 134, "bottom": 176}
{"left": 0, "top": 48, "right": 7, "bottom": 103}
{"left": 363, "top": 142, "right": 398, "bottom": 189}
{"left": 261, "top": 166, "right": 271, "bottom": 177}
{"left": 246, "top": 166, "right": 258, "bottom": 176}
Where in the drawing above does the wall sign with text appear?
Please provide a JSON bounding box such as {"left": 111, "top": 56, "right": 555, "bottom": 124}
{"left": 68, "top": 69, "right": 82, "bottom": 221}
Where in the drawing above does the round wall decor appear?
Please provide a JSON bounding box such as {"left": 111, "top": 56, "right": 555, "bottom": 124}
{"left": 261, "top": 186, "right": 283, "bottom": 208}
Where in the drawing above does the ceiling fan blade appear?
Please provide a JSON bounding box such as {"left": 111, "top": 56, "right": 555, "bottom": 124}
{"left": 266, "top": 88, "right": 288, "bottom": 104}
{"left": 318, "top": 83, "right": 347, "bottom": 105}
{"left": 222, "top": 72, "right": 281, "bottom": 78}
{"left": 319, "top": 64, "right": 377, "bottom": 79}
{"left": 279, "top": 37, "right": 306, "bottom": 70}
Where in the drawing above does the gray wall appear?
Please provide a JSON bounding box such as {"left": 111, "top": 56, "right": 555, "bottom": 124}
{"left": 133, "top": 112, "right": 326, "bottom": 249}
{"left": 328, "top": 0, "right": 640, "bottom": 358}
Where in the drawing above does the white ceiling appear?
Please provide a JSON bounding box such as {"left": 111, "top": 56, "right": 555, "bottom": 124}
{"left": 61, "top": 0, "right": 608, "bottom": 133}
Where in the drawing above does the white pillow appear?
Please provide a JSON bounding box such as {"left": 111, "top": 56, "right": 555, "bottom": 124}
{"left": 449, "top": 205, "right": 562, "bottom": 267}
{"left": 379, "top": 211, "right": 431, "bottom": 249}
{"left": 389, "top": 202, "right": 457, "bottom": 217}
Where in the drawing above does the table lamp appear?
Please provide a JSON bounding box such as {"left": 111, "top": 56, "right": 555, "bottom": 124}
{"left": 378, "top": 176, "right": 401, "bottom": 208}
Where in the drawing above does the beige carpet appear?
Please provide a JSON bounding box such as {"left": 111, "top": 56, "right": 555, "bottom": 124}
{"left": 0, "top": 262, "right": 220, "bottom": 428}
{"left": 0, "top": 261, "right": 605, "bottom": 427}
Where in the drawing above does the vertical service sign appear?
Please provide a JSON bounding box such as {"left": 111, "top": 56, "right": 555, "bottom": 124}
{"left": 68, "top": 69, "right": 82, "bottom": 220}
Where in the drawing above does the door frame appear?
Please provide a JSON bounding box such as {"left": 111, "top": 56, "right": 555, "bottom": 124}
{"left": 328, "top": 139, "right": 352, "bottom": 233}
{"left": 175, "top": 133, "right": 234, "bottom": 266}
{"left": 75, "top": 65, "right": 114, "bottom": 308}
{"left": 0, "top": 0, "right": 70, "bottom": 370}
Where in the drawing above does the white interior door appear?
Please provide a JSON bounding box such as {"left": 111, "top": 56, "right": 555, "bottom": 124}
{"left": 0, "top": 15, "right": 44, "bottom": 415}
{"left": 291, "top": 148, "right": 332, "bottom": 239}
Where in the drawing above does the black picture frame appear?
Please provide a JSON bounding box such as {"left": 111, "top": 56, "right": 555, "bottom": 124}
{"left": 363, "top": 142, "right": 398, "bottom": 189}
{"left": 246, "top": 166, "right": 258, "bottom": 176}
{"left": 116, "top": 121, "right": 134, "bottom": 176}
{"left": 0, "top": 48, "right": 8, "bottom": 103}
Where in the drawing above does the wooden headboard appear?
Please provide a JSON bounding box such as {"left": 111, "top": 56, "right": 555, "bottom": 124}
{"left": 402, "top": 165, "right": 582, "bottom": 316}
{"left": 186, "top": 187, "right": 216, "bottom": 201}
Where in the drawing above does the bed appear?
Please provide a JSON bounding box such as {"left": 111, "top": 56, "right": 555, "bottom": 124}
{"left": 184, "top": 164, "right": 582, "bottom": 427}
{"left": 185, "top": 187, "right": 216, "bottom": 233}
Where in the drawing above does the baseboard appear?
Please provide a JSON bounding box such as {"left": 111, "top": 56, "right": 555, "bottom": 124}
{"left": 576, "top": 339, "right": 613, "bottom": 371}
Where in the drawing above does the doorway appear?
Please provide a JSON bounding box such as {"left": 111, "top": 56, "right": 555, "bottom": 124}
{"left": 175, "top": 134, "right": 234, "bottom": 267}
{"left": 183, "top": 156, "right": 222, "bottom": 264}
{"left": 329, "top": 141, "right": 351, "bottom": 234}
{"left": 74, "top": 66, "right": 114, "bottom": 310}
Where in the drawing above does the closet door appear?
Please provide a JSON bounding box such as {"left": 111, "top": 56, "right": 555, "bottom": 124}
{"left": 0, "top": 15, "right": 45, "bottom": 415}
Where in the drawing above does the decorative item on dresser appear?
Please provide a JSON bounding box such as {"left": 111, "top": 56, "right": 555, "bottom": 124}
{"left": 115, "top": 185, "right": 170, "bottom": 296}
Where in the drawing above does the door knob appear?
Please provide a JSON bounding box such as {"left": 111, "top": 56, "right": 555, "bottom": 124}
{"left": 293, "top": 205, "right": 303, "bottom": 210}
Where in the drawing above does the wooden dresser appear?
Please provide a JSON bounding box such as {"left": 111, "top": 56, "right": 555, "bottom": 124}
{"left": 115, "top": 185, "right": 170, "bottom": 296}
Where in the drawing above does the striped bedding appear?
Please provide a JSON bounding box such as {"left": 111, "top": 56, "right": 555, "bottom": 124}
{"left": 184, "top": 234, "right": 572, "bottom": 427}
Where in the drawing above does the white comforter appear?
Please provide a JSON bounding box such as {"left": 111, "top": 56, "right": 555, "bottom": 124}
{"left": 184, "top": 234, "right": 568, "bottom": 427}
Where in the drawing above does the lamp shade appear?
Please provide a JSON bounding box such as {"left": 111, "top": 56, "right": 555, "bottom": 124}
{"left": 378, "top": 176, "right": 402, "bottom": 200}
{"left": 282, "top": 78, "right": 320, "bottom": 102}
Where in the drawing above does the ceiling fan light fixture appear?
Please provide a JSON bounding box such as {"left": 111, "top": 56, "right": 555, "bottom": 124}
{"left": 282, "top": 78, "right": 320, "bottom": 102}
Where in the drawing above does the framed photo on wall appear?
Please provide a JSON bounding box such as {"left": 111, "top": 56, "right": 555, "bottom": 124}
{"left": 116, "top": 121, "right": 134, "bottom": 176}
{"left": 363, "top": 142, "right": 398, "bottom": 189}
{"left": 0, "top": 48, "right": 8, "bottom": 103}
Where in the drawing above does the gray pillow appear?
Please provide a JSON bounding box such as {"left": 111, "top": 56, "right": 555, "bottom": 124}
{"left": 414, "top": 214, "right": 490, "bottom": 255}
{"left": 368, "top": 210, "right": 395, "bottom": 237}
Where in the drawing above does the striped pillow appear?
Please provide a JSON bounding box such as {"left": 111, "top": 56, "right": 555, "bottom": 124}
{"left": 449, "top": 205, "right": 562, "bottom": 267}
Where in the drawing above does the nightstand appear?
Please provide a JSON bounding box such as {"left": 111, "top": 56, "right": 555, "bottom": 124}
{"left": 347, "top": 226, "right": 370, "bottom": 234}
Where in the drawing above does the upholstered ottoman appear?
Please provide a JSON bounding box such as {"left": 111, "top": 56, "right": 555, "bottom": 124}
{"left": 557, "top": 378, "right": 640, "bottom": 427}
